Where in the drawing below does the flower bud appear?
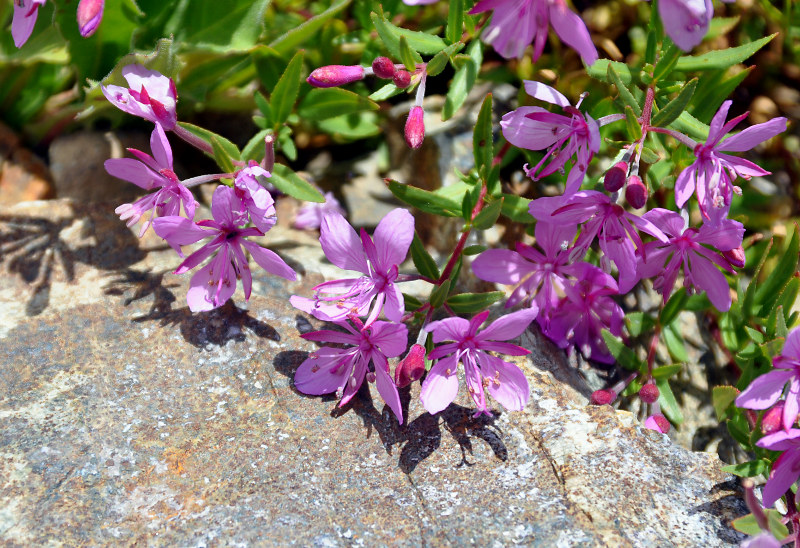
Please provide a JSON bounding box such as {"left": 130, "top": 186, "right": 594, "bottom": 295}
{"left": 394, "top": 344, "right": 427, "bottom": 388}
{"left": 645, "top": 413, "right": 671, "bottom": 433}
{"left": 723, "top": 245, "right": 746, "bottom": 269}
{"left": 625, "top": 174, "right": 648, "bottom": 209}
{"left": 307, "top": 65, "right": 365, "bottom": 88}
{"left": 590, "top": 389, "right": 616, "bottom": 406}
{"left": 405, "top": 106, "right": 425, "bottom": 150}
{"left": 639, "top": 382, "right": 659, "bottom": 404}
{"left": 77, "top": 0, "right": 104, "bottom": 38}
{"left": 372, "top": 56, "right": 396, "bottom": 79}
{"left": 761, "top": 402, "right": 785, "bottom": 434}
{"left": 393, "top": 69, "right": 412, "bottom": 89}
{"left": 603, "top": 162, "right": 628, "bottom": 192}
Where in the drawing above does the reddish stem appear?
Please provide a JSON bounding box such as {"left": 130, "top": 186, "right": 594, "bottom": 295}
{"left": 437, "top": 184, "right": 487, "bottom": 285}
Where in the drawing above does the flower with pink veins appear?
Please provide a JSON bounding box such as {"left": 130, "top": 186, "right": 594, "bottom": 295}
{"left": 420, "top": 308, "right": 538, "bottom": 417}
{"left": 469, "top": 0, "right": 597, "bottom": 65}
{"left": 755, "top": 428, "right": 800, "bottom": 507}
{"left": 102, "top": 64, "right": 178, "bottom": 130}
{"left": 153, "top": 185, "right": 296, "bottom": 312}
{"left": 105, "top": 123, "right": 199, "bottom": 239}
{"left": 638, "top": 208, "right": 743, "bottom": 311}
{"left": 232, "top": 162, "right": 277, "bottom": 234}
{"left": 501, "top": 81, "right": 601, "bottom": 195}
{"left": 12, "top": 0, "right": 46, "bottom": 48}
{"left": 295, "top": 318, "right": 407, "bottom": 424}
{"left": 294, "top": 191, "right": 346, "bottom": 231}
{"left": 675, "top": 100, "right": 787, "bottom": 226}
{"left": 290, "top": 209, "right": 414, "bottom": 326}
{"left": 737, "top": 327, "right": 800, "bottom": 432}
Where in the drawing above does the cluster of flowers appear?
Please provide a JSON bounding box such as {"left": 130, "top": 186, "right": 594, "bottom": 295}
{"left": 11, "top": 0, "right": 104, "bottom": 47}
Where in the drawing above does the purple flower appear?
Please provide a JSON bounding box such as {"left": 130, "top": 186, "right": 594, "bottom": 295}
{"left": 740, "top": 532, "right": 782, "bottom": 548}
{"left": 638, "top": 209, "right": 743, "bottom": 311}
{"left": 295, "top": 318, "right": 407, "bottom": 424}
{"left": 233, "top": 162, "right": 276, "bottom": 233}
{"left": 420, "top": 308, "right": 538, "bottom": 416}
{"left": 755, "top": 428, "right": 800, "bottom": 507}
{"left": 76, "top": 0, "right": 104, "bottom": 37}
{"left": 294, "top": 191, "right": 346, "bottom": 231}
{"left": 102, "top": 65, "right": 178, "bottom": 130}
{"left": 290, "top": 209, "right": 414, "bottom": 326}
{"left": 675, "top": 101, "right": 787, "bottom": 226}
{"left": 469, "top": 0, "right": 597, "bottom": 65}
{"left": 737, "top": 327, "right": 800, "bottom": 431}
{"left": 105, "top": 123, "right": 197, "bottom": 238}
{"left": 12, "top": 0, "right": 46, "bottom": 48}
{"left": 153, "top": 186, "right": 296, "bottom": 312}
{"left": 501, "top": 81, "right": 600, "bottom": 195}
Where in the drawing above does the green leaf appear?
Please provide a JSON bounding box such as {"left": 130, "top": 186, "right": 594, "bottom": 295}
{"left": 587, "top": 60, "right": 641, "bottom": 85}
{"left": 163, "top": 0, "right": 270, "bottom": 52}
{"left": 177, "top": 122, "right": 241, "bottom": 161}
{"left": 626, "top": 312, "right": 655, "bottom": 338}
{"left": 600, "top": 330, "right": 640, "bottom": 370}
{"left": 473, "top": 93, "right": 494, "bottom": 177}
{"left": 254, "top": 91, "right": 273, "bottom": 126}
{"left": 270, "top": 164, "right": 325, "bottom": 202}
{"left": 712, "top": 385, "right": 740, "bottom": 421}
{"left": 756, "top": 225, "right": 799, "bottom": 312}
{"left": 387, "top": 180, "right": 462, "bottom": 217}
{"left": 242, "top": 129, "right": 271, "bottom": 162}
{"left": 672, "top": 111, "right": 710, "bottom": 141}
{"left": 624, "top": 105, "right": 641, "bottom": 140}
{"left": 270, "top": 0, "right": 351, "bottom": 56}
{"left": 427, "top": 42, "right": 464, "bottom": 76}
{"left": 663, "top": 323, "right": 689, "bottom": 362}
{"left": 473, "top": 198, "right": 504, "bottom": 230}
{"left": 446, "top": 292, "right": 505, "bottom": 314}
{"left": 398, "top": 36, "right": 418, "bottom": 72}
{"left": 745, "top": 326, "right": 765, "bottom": 344}
{"left": 659, "top": 288, "right": 688, "bottom": 326}
{"left": 652, "top": 364, "right": 682, "bottom": 379}
{"left": 403, "top": 293, "right": 423, "bottom": 312}
{"left": 443, "top": 40, "right": 481, "bottom": 120}
{"left": 721, "top": 460, "right": 769, "bottom": 478}
{"left": 500, "top": 195, "right": 533, "bottom": 223}
{"left": 743, "top": 238, "right": 774, "bottom": 319}
{"left": 652, "top": 42, "right": 681, "bottom": 82}
{"left": 370, "top": 10, "right": 443, "bottom": 60}
{"left": 446, "top": 0, "right": 465, "bottom": 44}
{"left": 410, "top": 233, "right": 440, "bottom": 280}
{"left": 689, "top": 67, "right": 752, "bottom": 123}
{"left": 656, "top": 378, "right": 684, "bottom": 425}
{"left": 463, "top": 245, "right": 487, "bottom": 256}
{"left": 608, "top": 63, "right": 641, "bottom": 117}
{"left": 369, "top": 83, "right": 404, "bottom": 101}
{"left": 651, "top": 78, "right": 698, "bottom": 128}
{"left": 675, "top": 34, "right": 777, "bottom": 72}
{"left": 430, "top": 280, "right": 451, "bottom": 309}
{"left": 270, "top": 50, "right": 304, "bottom": 127}
{"left": 298, "top": 88, "right": 379, "bottom": 120}
{"left": 211, "top": 137, "right": 236, "bottom": 173}
{"left": 733, "top": 511, "right": 790, "bottom": 540}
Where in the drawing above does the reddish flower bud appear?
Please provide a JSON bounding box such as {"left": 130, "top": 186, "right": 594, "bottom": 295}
{"left": 761, "top": 402, "right": 785, "bottom": 434}
{"left": 723, "top": 245, "right": 746, "bottom": 269}
{"left": 625, "top": 174, "right": 648, "bottom": 209}
{"left": 372, "top": 56, "right": 396, "bottom": 79}
{"left": 603, "top": 162, "right": 628, "bottom": 192}
{"left": 745, "top": 409, "right": 758, "bottom": 429}
{"left": 393, "top": 69, "right": 412, "bottom": 88}
{"left": 405, "top": 106, "right": 425, "bottom": 149}
{"left": 77, "top": 0, "right": 104, "bottom": 37}
{"left": 394, "top": 344, "right": 427, "bottom": 388}
{"left": 645, "top": 413, "right": 671, "bottom": 433}
{"left": 307, "top": 65, "right": 365, "bottom": 88}
{"left": 590, "top": 389, "right": 616, "bottom": 406}
{"left": 639, "top": 382, "right": 660, "bottom": 404}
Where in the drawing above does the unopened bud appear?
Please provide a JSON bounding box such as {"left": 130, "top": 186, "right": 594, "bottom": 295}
{"left": 590, "top": 389, "right": 616, "bottom": 406}
{"left": 723, "top": 245, "right": 746, "bottom": 269}
{"left": 745, "top": 409, "right": 758, "bottom": 429}
{"left": 645, "top": 413, "right": 671, "bottom": 433}
{"left": 639, "top": 382, "right": 659, "bottom": 404}
{"left": 405, "top": 106, "right": 425, "bottom": 149}
{"left": 603, "top": 162, "right": 628, "bottom": 192}
{"left": 77, "top": 0, "right": 104, "bottom": 38}
{"left": 762, "top": 402, "right": 786, "bottom": 434}
{"left": 372, "top": 57, "right": 396, "bottom": 79}
{"left": 393, "top": 69, "right": 412, "bottom": 88}
{"left": 394, "top": 344, "right": 427, "bottom": 388}
{"left": 307, "top": 65, "right": 365, "bottom": 88}
{"left": 625, "top": 174, "right": 648, "bottom": 209}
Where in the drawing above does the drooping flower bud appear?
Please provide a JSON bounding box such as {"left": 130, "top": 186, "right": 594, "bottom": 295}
{"left": 625, "top": 174, "right": 648, "bottom": 209}
{"left": 590, "top": 389, "right": 616, "bottom": 406}
{"left": 645, "top": 413, "right": 671, "bottom": 433}
{"left": 603, "top": 161, "right": 628, "bottom": 192}
{"left": 405, "top": 106, "right": 425, "bottom": 149}
{"left": 723, "top": 245, "right": 746, "bottom": 269}
{"left": 394, "top": 344, "right": 427, "bottom": 388}
{"left": 761, "top": 401, "right": 786, "bottom": 435}
{"left": 639, "top": 382, "right": 659, "bottom": 404}
{"left": 77, "top": 0, "right": 104, "bottom": 37}
{"left": 393, "top": 69, "right": 412, "bottom": 89}
{"left": 307, "top": 65, "right": 365, "bottom": 88}
{"left": 372, "top": 57, "right": 396, "bottom": 79}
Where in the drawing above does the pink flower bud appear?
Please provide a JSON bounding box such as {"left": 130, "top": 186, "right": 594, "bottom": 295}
{"left": 405, "top": 106, "right": 425, "bottom": 149}
{"left": 645, "top": 414, "right": 671, "bottom": 433}
{"left": 761, "top": 402, "right": 785, "bottom": 434}
{"left": 603, "top": 161, "right": 628, "bottom": 192}
{"left": 723, "top": 245, "right": 746, "bottom": 269}
{"left": 393, "top": 69, "right": 411, "bottom": 89}
{"left": 77, "top": 0, "right": 104, "bottom": 37}
{"left": 394, "top": 344, "right": 427, "bottom": 388}
{"left": 625, "top": 174, "right": 648, "bottom": 209}
{"left": 372, "top": 56, "right": 396, "bottom": 79}
{"left": 639, "top": 382, "right": 659, "bottom": 404}
{"left": 306, "top": 65, "right": 365, "bottom": 88}
{"left": 590, "top": 389, "right": 616, "bottom": 406}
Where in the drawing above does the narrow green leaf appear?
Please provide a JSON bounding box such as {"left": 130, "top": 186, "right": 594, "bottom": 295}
{"left": 473, "top": 93, "right": 494, "bottom": 177}
{"left": 743, "top": 238, "right": 774, "bottom": 319}
{"left": 403, "top": 293, "right": 423, "bottom": 312}
{"left": 652, "top": 364, "right": 683, "bottom": 379}
{"left": 672, "top": 111, "right": 710, "bottom": 141}
{"left": 427, "top": 42, "right": 464, "bottom": 76}
{"left": 443, "top": 40, "right": 481, "bottom": 120}
{"left": 369, "top": 83, "right": 403, "bottom": 101}
{"left": 711, "top": 385, "right": 739, "bottom": 421}
{"left": 211, "top": 136, "right": 236, "bottom": 173}
{"left": 600, "top": 329, "right": 640, "bottom": 370}
{"left": 721, "top": 460, "right": 769, "bottom": 478}
{"left": 270, "top": 0, "right": 351, "bottom": 56}
{"left": 370, "top": 10, "right": 443, "bottom": 59}
{"left": 398, "top": 36, "right": 418, "bottom": 72}
{"left": 663, "top": 323, "right": 689, "bottom": 362}
{"left": 675, "top": 34, "right": 777, "bottom": 72}
{"left": 298, "top": 88, "right": 379, "bottom": 120}
{"left": 656, "top": 378, "right": 684, "bottom": 425}
{"left": 446, "top": 292, "right": 504, "bottom": 314}
{"left": 177, "top": 122, "right": 241, "bottom": 161}
{"left": 387, "top": 180, "right": 462, "bottom": 217}
{"left": 254, "top": 91, "right": 273, "bottom": 126}
{"left": 652, "top": 42, "right": 681, "bottom": 81}
{"left": 430, "top": 280, "right": 451, "bottom": 309}
{"left": 756, "top": 225, "right": 799, "bottom": 311}
{"left": 587, "top": 60, "right": 640, "bottom": 85}
{"left": 624, "top": 105, "right": 641, "bottom": 140}
{"left": 463, "top": 245, "right": 487, "bottom": 256}
{"left": 270, "top": 50, "right": 304, "bottom": 126}
{"left": 651, "top": 78, "right": 698, "bottom": 128}
{"left": 242, "top": 129, "right": 271, "bottom": 161}
{"left": 608, "top": 63, "right": 642, "bottom": 117}
{"left": 410, "top": 233, "right": 440, "bottom": 280}
{"left": 659, "top": 288, "right": 688, "bottom": 326}
{"left": 270, "top": 164, "right": 325, "bottom": 203}
{"left": 446, "top": 0, "right": 465, "bottom": 45}
{"left": 690, "top": 67, "right": 752, "bottom": 123}
{"left": 473, "top": 198, "right": 504, "bottom": 230}
{"left": 500, "top": 194, "right": 534, "bottom": 223}
{"left": 626, "top": 311, "right": 655, "bottom": 338}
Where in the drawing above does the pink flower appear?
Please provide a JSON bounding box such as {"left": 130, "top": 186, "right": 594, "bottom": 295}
{"left": 737, "top": 327, "right": 800, "bottom": 431}
{"left": 76, "top": 0, "right": 104, "bottom": 37}
{"left": 675, "top": 101, "right": 787, "bottom": 226}
{"left": 153, "top": 186, "right": 296, "bottom": 312}
{"left": 102, "top": 65, "right": 178, "bottom": 130}
{"left": 233, "top": 162, "right": 277, "bottom": 234}
{"left": 306, "top": 65, "right": 365, "bottom": 88}
{"left": 420, "top": 308, "right": 538, "bottom": 416}
{"left": 295, "top": 318, "right": 407, "bottom": 424}
{"left": 470, "top": 0, "right": 597, "bottom": 65}
{"left": 501, "top": 82, "right": 600, "bottom": 195}
{"left": 12, "top": 0, "right": 46, "bottom": 48}
{"left": 290, "top": 209, "right": 414, "bottom": 326}
{"left": 755, "top": 428, "right": 800, "bottom": 507}
{"left": 294, "top": 191, "right": 346, "bottom": 231}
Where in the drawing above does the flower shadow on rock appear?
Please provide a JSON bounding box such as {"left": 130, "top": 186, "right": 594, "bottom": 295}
{"left": 687, "top": 480, "right": 748, "bottom": 545}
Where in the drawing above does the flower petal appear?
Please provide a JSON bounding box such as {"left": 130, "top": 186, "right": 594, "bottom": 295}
{"left": 320, "top": 212, "right": 369, "bottom": 273}
{"left": 374, "top": 357, "right": 403, "bottom": 424}
{"left": 420, "top": 354, "right": 460, "bottom": 415}
{"left": 241, "top": 240, "right": 297, "bottom": 281}
{"left": 719, "top": 117, "right": 787, "bottom": 152}
{"left": 479, "top": 352, "right": 530, "bottom": 411}
{"left": 373, "top": 208, "right": 414, "bottom": 269}
{"left": 477, "top": 307, "right": 539, "bottom": 342}
{"left": 294, "top": 347, "right": 351, "bottom": 395}
{"left": 735, "top": 369, "right": 794, "bottom": 410}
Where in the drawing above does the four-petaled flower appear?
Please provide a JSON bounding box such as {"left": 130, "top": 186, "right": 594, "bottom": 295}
{"left": 102, "top": 64, "right": 178, "bottom": 130}
{"left": 12, "top": 0, "right": 46, "bottom": 48}
{"left": 420, "top": 308, "right": 538, "bottom": 416}
{"left": 295, "top": 318, "right": 408, "bottom": 424}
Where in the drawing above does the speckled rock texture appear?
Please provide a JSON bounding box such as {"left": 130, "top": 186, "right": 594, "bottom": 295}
{"left": 1, "top": 199, "right": 746, "bottom": 546}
